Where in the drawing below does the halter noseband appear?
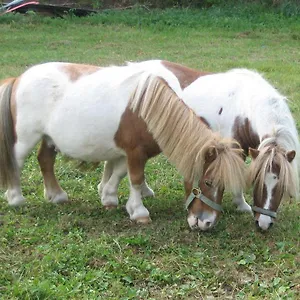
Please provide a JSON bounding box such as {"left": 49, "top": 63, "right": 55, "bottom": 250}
{"left": 185, "top": 188, "right": 223, "bottom": 213}
{"left": 252, "top": 206, "right": 277, "bottom": 218}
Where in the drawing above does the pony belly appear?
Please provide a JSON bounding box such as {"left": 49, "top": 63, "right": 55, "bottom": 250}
{"left": 46, "top": 128, "right": 126, "bottom": 162}
{"left": 48, "top": 137, "right": 126, "bottom": 162}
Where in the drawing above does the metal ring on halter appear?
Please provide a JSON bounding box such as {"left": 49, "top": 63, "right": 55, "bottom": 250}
{"left": 252, "top": 206, "right": 277, "bottom": 218}
{"left": 185, "top": 188, "right": 223, "bottom": 213}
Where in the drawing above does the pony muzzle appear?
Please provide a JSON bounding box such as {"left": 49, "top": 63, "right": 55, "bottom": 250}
{"left": 253, "top": 206, "right": 276, "bottom": 231}
{"left": 186, "top": 189, "right": 222, "bottom": 231}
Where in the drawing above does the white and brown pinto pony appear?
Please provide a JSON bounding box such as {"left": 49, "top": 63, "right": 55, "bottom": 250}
{"left": 0, "top": 62, "right": 246, "bottom": 230}
{"left": 127, "top": 60, "right": 300, "bottom": 230}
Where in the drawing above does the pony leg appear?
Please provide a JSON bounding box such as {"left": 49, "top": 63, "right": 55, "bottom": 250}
{"left": 233, "top": 191, "right": 252, "bottom": 213}
{"left": 97, "top": 160, "right": 114, "bottom": 197}
{"left": 101, "top": 157, "right": 127, "bottom": 209}
{"left": 141, "top": 181, "right": 155, "bottom": 198}
{"left": 5, "top": 139, "right": 39, "bottom": 206}
{"left": 37, "top": 139, "right": 68, "bottom": 204}
{"left": 5, "top": 174, "right": 24, "bottom": 206}
{"left": 126, "top": 151, "right": 150, "bottom": 224}
{"left": 99, "top": 160, "right": 154, "bottom": 198}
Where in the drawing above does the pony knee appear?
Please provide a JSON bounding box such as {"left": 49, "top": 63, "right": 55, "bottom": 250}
{"left": 101, "top": 184, "right": 119, "bottom": 208}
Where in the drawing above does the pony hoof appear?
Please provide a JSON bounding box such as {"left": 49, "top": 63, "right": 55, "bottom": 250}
{"left": 49, "top": 192, "right": 69, "bottom": 204}
{"left": 237, "top": 203, "right": 252, "bottom": 213}
{"left": 136, "top": 217, "right": 152, "bottom": 224}
{"left": 104, "top": 204, "right": 117, "bottom": 210}
{"left": 5, "top": 191, "right": 26, "bottom": 207}
{"left": 7, "top": 196, "right": 26, "bottom": 207}
{"left": 142, "top": 189, "right": 155, "bottom": 198}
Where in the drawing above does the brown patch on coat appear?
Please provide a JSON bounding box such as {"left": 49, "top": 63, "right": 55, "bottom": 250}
{"left": 162, "top": 60, "right": 210, "bottom": 89}
{"left": 199, "top": 116, "right": 211, "bottom": 128}
{"left": 253, "top": 158, "right": 282, "bottom": 217}
{"left": 232, "top": 116, "right": 260, "bottom": 156}
{"left": 114, "top": 107, "right": 161, "bottom": 185}
{"left": 61, "top": 63, "right": 101, "bottom": 81}
{"left": 261, "top": 134, "right": 271, "bottom": 141}
{"left": 269, "top": 162, "right": 282, "bottom": 212}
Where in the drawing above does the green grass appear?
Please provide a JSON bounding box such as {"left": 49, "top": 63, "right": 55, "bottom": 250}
{"left": 0, "top": 8, "right": 300, "bottom": 299}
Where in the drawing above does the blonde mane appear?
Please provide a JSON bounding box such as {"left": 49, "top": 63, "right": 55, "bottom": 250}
{"left": 249, "top": 137, "right": 299, "bottom": 201}
{"left": 129, "top": 73, "right": 246, "bottom": 192}
{"left": 205, "top": 140, "right": 247, "bottom": 193}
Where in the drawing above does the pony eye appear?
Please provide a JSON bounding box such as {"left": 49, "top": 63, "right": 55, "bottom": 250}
{"left": 273, "top": 175, "right": 277, "bottom": 180}
{"left": 205, "top": 180, "right": 212, "bottom": 187}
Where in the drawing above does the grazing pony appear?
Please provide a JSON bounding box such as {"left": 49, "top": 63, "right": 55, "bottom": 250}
{"left": 127, "top": 60, "right": 299, "bottom": 230}
{"left": 0, "top": 62, "right": 246, "bottom": 230}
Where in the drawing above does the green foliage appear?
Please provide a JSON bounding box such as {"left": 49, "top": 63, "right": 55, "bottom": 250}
{"left": 1, "top": 4, "right": 300, "bottom": 29}
{"left": 0, "top": 7, "right": 299, "bottom": 299}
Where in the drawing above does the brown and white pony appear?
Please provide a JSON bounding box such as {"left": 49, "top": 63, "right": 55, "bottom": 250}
{"left": 125, "top": 60, "right": 300, "bottom": 230}
{"left": 0, "top": 62, "right": 246, "bottom": 230}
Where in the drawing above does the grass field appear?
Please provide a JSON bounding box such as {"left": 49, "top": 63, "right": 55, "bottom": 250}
{"left": 0, "top": 7, "right": 300, "bottom": 299}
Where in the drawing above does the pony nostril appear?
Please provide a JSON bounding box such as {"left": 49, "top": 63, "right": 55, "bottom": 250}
{"left": 269, "top": 222, "right": 274, "bottom": 228}
{"left": 204, "top": 221, "right": 212, "bottom": 228}
{"left": 255, "top": 220, "right": 259, "bottom": 227}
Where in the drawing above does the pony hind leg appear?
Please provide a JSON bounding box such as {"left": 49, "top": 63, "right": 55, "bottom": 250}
{"left": 3, "top": 144, "right": 25, "bottom": 206}
{"left": 233, "top": 190, "right": 252, "bottom": 213}
{"left": 101, "top": 157, "right": 127, "bottom": 209}
{"left": 99, "top": 160, "right": 154, "bottom": 198}
{"left": 126, "top": 149, "right": 151, "bottom": 224}
{"left": 141, "top": 181, "right": 155, "bottom": 198}
{"left": 5, "top": 136, "right": 42, "bottom": 206}
{"left": 5, "top": 174, "right": 25, "bottom": 206}
{"left": 37, "top": 139, "right": 68, "bottom": 204}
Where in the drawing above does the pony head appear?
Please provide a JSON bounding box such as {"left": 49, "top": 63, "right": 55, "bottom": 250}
{"left": 186, "top": 139, "right": 246, "bottom": 231}
{"left": 249, "top": 144, "right": 298, "bottom": 231}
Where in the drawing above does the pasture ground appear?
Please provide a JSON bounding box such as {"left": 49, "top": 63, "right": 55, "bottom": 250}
{"left": 0, "top": 6, "right": 299, "bottom": 299}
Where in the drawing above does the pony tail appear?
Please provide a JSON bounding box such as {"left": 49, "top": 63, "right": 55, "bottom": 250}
{"left": 0, "top": 78, "right": 18, "bottom": 188}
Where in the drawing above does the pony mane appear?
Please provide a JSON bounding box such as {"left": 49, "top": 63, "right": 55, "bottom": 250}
{"left": 249, "top": 137, "right": 299, "bottom": 200}
{"left": 205, "top": 139, "right": 247, "bottom": 193}
{"left": 129, "top": 73, "right": 246, "bottom": 191}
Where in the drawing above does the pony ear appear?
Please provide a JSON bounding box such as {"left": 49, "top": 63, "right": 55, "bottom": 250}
{"left": 286, "top": 150, "right": 296, "bottom": 163}
{"left": 205, "top": 146, "right": 218, "bottom": 163}
{"left": 249, "top": 147, "right": 259, "bottom": 159}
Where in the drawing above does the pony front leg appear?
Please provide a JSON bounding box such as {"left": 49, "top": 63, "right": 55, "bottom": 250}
{"left": 38, "top": 140, "right": 68, "bottom": 203}
{"left": 126, "top": 151, "right": 150, "bottom": 224}
{"left": 101, "top": 157, "right": 127, "bottom": 209}
{"left": 233, "top": 190, "right": 252, "bottom": 213}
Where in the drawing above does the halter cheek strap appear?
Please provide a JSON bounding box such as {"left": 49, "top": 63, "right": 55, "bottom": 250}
{"left": 252, "top": 206, "right": 277, "bottom": 218}
{"left": 185, "top": 189, "right": 223, "bottom": 213}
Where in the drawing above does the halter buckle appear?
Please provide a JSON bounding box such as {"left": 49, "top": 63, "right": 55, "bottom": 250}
{"left": 185, "top": 188, "right": 223, "bottom": 213}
